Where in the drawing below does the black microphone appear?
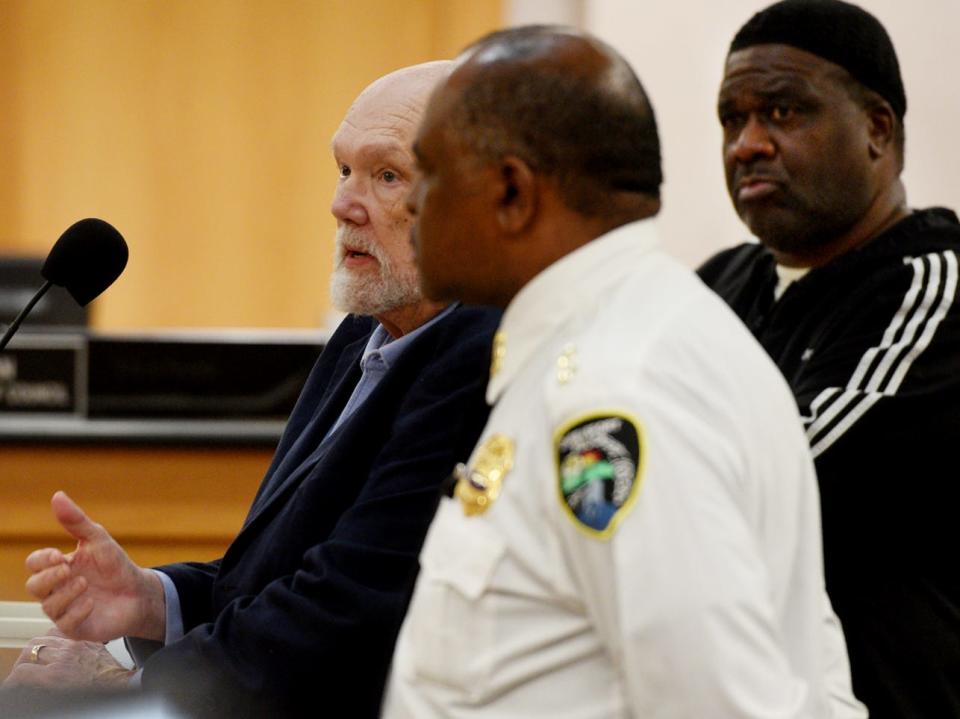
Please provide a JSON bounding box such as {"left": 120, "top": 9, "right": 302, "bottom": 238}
{"left": 0, "top": 218, "right": 128, "bottom": 351}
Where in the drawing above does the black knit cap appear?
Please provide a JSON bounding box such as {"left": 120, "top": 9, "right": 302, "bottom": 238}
{"left": 729, "top": 0, "right": 906, "bottom": 119}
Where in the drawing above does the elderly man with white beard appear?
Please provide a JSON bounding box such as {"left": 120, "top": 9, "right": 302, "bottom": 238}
{"left": 5, "top": 61, "right": 500, "bottom": 718}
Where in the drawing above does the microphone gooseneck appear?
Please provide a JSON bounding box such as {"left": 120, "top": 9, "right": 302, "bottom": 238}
{"left": 0, "top": 281, "right": 53, "bottom": 351}
{"left": 0, "top": 218, "right": 128, "bottom": 353}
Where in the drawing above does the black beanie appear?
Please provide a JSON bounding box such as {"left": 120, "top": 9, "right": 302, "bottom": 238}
{"left": 730, "top": 0, "right": 906, "bottom": 119}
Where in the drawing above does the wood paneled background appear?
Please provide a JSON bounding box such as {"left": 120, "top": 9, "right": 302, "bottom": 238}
{"left": 0, "top": 0, "right": 502, "bottom": 330}
{"left": 0, "top": 444, "right": 274, "bottom": 600}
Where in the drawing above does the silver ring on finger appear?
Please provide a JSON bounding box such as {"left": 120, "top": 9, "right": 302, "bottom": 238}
{"left": 29, "top": 643, "right": 46, "bottom": 664}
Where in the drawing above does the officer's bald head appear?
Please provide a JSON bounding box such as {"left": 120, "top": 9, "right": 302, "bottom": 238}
{"left": 445, "top": 26, "right": 662, "bottom": 219}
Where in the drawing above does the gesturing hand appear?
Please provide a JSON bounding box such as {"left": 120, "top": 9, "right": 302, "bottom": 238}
{"left": 24, "top": 491, "right": 166, "bottom": 643}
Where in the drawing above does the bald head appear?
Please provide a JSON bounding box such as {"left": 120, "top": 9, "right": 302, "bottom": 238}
{"left": 446, "top": 26, "right": 662, "bottom": 219}
{"left": 329, "top": 61, "right": 451, "bottom": 337}
{"left": 461, "top": 26, "right": 632, "bottom": 92}
{"left": 408, "top": 28, "right": 663, "bottom": 309}
{"left": 340, "top": 61, "right": 452, "bottom": 149}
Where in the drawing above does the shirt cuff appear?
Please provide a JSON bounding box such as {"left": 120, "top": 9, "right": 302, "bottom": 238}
{"left": 123, "top": 569, "right": 185, "bottom": 668}
{"left": 155, "top": 569, "right": 185, "bottom": 645}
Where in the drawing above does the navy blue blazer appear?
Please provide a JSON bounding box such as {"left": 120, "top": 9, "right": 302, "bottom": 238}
{"left": 140, "top": 305, "right": 500, "bottom": 717}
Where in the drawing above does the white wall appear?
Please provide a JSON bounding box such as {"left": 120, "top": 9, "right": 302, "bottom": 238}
{"left": 507, "top": 0, "right": 960, "bottom": 266}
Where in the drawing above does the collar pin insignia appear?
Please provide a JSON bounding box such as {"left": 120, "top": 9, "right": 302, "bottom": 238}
{"left": 557, "top": 343, "right": 577, "bottom": 384}
{"left": 490, "top": 330, "right": 507, "bottom": 377}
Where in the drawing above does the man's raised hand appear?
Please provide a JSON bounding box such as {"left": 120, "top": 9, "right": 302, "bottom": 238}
{"left": 24, "top": 491, "right": 166, "bottom": 643}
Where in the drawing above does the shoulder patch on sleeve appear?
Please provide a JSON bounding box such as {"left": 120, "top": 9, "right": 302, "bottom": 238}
{"left": 554, "top": 412, "right": 644, "bottom": 539}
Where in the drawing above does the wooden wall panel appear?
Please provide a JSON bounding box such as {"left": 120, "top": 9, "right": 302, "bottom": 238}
{"left": 0, "top": 445, "right": 272, "bottom": 600}
{"left": 0, "top": 0, "right": 503, "bottom": 331}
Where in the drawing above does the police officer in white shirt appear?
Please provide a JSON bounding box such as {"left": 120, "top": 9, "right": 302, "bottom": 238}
{"left": 385, "top": 26, "right": 866, "bottom": 718}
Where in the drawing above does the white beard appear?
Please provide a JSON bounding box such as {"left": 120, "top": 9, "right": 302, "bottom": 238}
{"left": 329, "top": 227, "right": 421, "bottom": 316}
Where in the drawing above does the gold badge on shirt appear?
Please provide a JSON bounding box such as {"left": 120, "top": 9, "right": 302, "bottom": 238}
{"left": 454, "top": 434, "right": 514, "bottom": 516}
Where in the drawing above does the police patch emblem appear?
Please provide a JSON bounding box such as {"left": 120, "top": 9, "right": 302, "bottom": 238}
{"left": 555, "top": 412, "right": 643, "bottom": 538}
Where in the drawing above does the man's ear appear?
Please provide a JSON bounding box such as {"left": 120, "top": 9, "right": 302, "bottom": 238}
{"left": 866, "top": 101, "right": 896, "bottom": 160}
{"left": 496, "top": 156, "right": 537, "bottom": 233}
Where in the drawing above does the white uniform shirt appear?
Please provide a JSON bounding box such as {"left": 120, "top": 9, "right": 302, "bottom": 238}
{"left": 384, "top": 220, "right": 865, "bottom": 718}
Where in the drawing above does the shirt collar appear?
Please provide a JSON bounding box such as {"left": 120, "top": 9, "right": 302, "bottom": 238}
{"left": 361, "top": 303, "right": 458, "bottom": 371}
{"left": 772, "top": 263, "right": 810, "bottom": 301}
{"left": 487, "top": 218, "right": 660, "bottom": 404}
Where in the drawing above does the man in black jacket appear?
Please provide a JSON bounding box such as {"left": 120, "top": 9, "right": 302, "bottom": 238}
{"left": 699, "top": 1, "right": 960, "bottom": 716}
{"left": 7, "top": 61, "right": 499, "bottom": 717}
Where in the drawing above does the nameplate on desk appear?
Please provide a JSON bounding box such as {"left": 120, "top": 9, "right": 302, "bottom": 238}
{"left": 87, "top": 330, "right": 326, "bottom": 420}
{"left": 0, "top": 334, "right": 86, "bottom": 415}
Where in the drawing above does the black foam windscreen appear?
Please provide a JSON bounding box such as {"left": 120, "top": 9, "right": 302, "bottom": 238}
{"left": 41, "top": 218, "right": 129, "bottom": 306}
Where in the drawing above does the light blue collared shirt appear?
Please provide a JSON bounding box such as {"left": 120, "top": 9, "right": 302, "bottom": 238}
{"left": 326, "top": 304, "right": 456, "bottom": 437}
